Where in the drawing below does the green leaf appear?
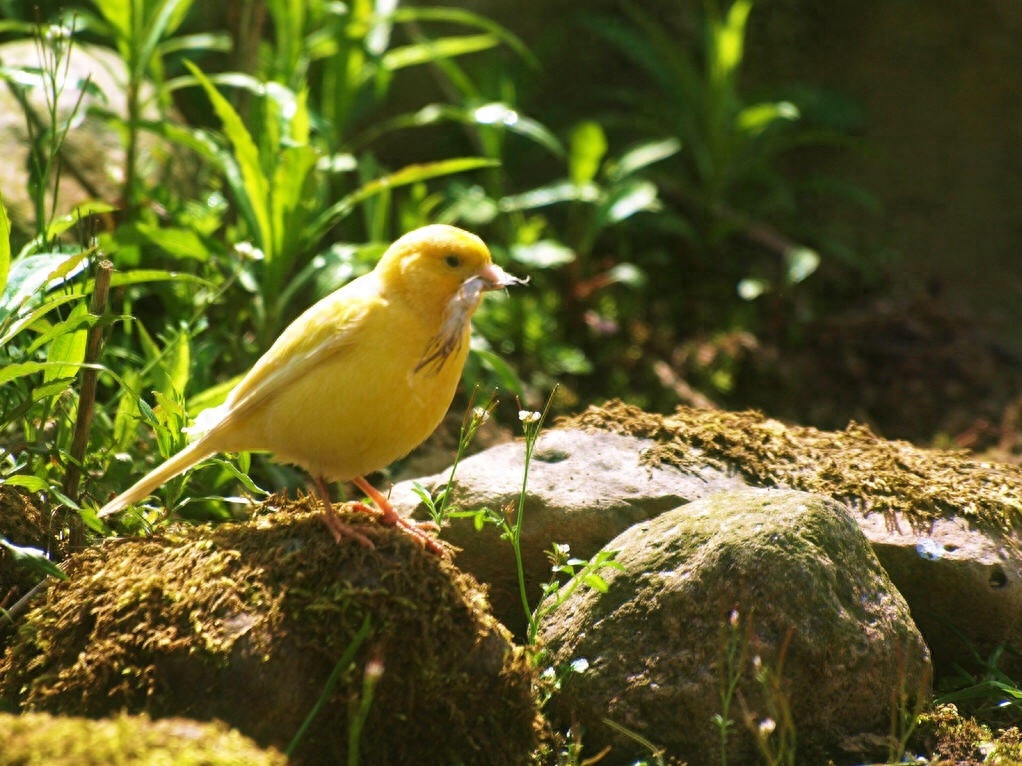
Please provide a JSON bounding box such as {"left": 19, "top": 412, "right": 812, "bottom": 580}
{"left": 382, "top": 34, "right": 499, "bottom": 72}
{"left": 0, "top": 195, "right": 10, "bottom": 296}
{"left": 135, "top": 0, "right": 196, "bottom": 80}
{"left": 569, "top": 122, "right": 608, "bottom": 186}
{"left": 3, "top": 474, "right": 51, "bottom": 492}
{"left": 738, "top": 101, "right": 800, "bottom": 136}
{"left": 112, "top": 369, "right": 143, "bottom": 452}
{"left": 44, "top": 302, "right": 89, "bottom": 383}
{"left": 472, "top": 103, "right": 563, "bottom": 157}
{"left": 0, "top": 361, "right": 48, "bottom": 386}
{"left": 363, "top": 103, "right": 562, "bottom": 158}
{"left": 715, "top": 0, "right": 753, "bottom": 82}
{"left": 25, "top": 202, "right": 120, "bottom": 254}
{"left": 499, "top": 180, "right": 599, "bottom": 212}
{"left": 509, "top": 240, "right": 576, "bottom": 269}
{"left": 599, "top": 179, "right": 660, "bottom": 225}
{"left": 156, "top": 330, "right": 192, "bottom": 400}
{"left": 471, "top": 347, "right": 524, "bottom": 398}
{"left": 185, "top": 61, "right": 272, "bottom": 255}
{"left": 784, "top": 246, "right": 820, "bottom": 285}
{"left": 3, "top": 268, "right": 214, "bottom": 344}
{"left": 308, "top": 158, "right": 498, "bottom": 246}
{"left": 0, "top": 537, "right": 67, "bottom": 581}
{"left": 392, "top": 6, "right": 538, "bottom": 67}
{"left": 605, "top": 262, "right": 646, "bottom": 288}
{"left": 0, "top": 252, "right": 87, "bottom": 323}
{"left": 118, "top": 223, "right": 212, "bottom": 262}
{"left": 609, "top": 137, "right": 682, "bottom": 182}
{"left": 737, "top": 277, "right": 768, "bottom": 300}
{"left": 187, "top": 373, "right": 243, "bottom": 415}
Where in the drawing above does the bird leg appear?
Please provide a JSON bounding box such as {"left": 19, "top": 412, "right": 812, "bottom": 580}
{"left": 313, "top": 475, "right": 377, "bottom": 549}
{"left": 351, "top": 476, "right": 445, "bottom": 556}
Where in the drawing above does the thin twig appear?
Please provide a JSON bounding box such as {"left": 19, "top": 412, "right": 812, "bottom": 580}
{"left": 62, "top": 259, "right": 112, "bottom": 543}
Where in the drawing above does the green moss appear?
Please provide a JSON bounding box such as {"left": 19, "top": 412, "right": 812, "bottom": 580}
{"left": 0, "top": 711, "right": 286, "bottom": 765}
{"left": 0, "top": 495, "right": 541, "bottom": 765}
{"left": 562, "top": 400, "right": 1022, "bottom": 533}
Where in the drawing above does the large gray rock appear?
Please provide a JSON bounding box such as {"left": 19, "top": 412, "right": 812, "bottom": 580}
{"left": 861, "top": 512, "right": 1022, "bottom": 674}
{"left": 391, "top": 428, "right": 748, "bottom": 631}
{"left": 392, "top": 408, "right": 1022, "bottom": 678}
{"left": 538, "top": 488, "right": 931, "bottom": 765}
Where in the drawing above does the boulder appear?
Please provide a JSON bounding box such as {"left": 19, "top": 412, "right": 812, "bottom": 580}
{"left": 392, "top": 427, "right": 747, "bottom": 632}
{"left": 391, "top": 401, "right": 1022, "bottom": 678}
{"left": 0, "top": 498, "right": 540, "bottom": 766}
{"left": 0, "top": 711, "right": 286, "bottom": 765}
{"left": 538, "top": 488, "right": 931, "bottom": 765}
{"left": 861, "top": 512, "right": 1022, "bottom": 674}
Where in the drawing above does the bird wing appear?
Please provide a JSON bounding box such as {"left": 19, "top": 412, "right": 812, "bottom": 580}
{"left": 202, "top": 281, "right": 381, "bottom": 439}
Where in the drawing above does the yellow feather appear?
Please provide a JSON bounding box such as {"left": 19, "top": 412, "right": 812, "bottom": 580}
{"left": 98, "top": 224, "right": 521, "bottom": 518}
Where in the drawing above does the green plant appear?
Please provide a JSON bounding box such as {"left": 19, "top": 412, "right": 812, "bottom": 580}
{"left": 86, "top": 0, "right": 206, "bottom": 213}
{"left": 588, "top": 1, "right": 825, "bottom": 295}
{"left": 286, "top": 614, "right": 373, "bottom": 760}
{"left": 713, "top": 608, "right": 749, "bottom": 765}
{"left": 936, "top": 643, "right": 1022, "bottom": 728}
{"left": 32, "top": 2, "right": 540, "bottom": 511}
{"left": 747, "top": 630, "right": 796, "bottom": 766}
{"left": 530, "top": 542, "right": 622, "bottom": 646}
{"left": 1, "top": 17, "right": 91, "bottom": 242}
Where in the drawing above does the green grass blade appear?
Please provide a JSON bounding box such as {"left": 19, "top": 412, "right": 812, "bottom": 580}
{"left": 0, "top": 195, "right": 9, "bottom": 296}
{"left": 184, "top": 60, "right": 272, "bottom": 255}
{"left": 135, "top": 0, "right": 195, "bottom": 80}
{"left": 307, "top": 157, "right": 498, "bottom": 247}
{"left": 381, "top": 34, "right": 499, "bottom": 72}
{"left": 43, "top": 302, "right": 90, "bottom": 383}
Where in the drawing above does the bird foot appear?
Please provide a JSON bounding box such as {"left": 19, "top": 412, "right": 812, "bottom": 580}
{"left": 318, "top": 508, "right": 376, "bottom": 549}
{"left": 351, "top": 502, "right": 445, "bottom": 556}
{"left": 351, "top": 477, "right": 446, "bottom": 556}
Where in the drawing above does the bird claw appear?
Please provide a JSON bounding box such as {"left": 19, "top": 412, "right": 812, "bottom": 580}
{"left": 318, "top": 508, "right": 376, "bottom": 550}
{"left": 354, "top": 501, "right": 445, "bottom": 556}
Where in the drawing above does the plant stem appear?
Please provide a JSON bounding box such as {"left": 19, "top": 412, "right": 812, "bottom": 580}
{"left": 520, "top": 385, "right": 558, "bottom": 644}
{"left": 62, "top": 258, "right": 112, "bottom": 544}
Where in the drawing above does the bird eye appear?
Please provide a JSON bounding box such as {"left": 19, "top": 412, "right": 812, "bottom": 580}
{"left": 444, "top": 254, "right": 461, "bottom": 269}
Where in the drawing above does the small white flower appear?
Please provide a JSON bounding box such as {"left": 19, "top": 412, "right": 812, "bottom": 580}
{"left": 759, "top": 717, "right": 776, "bottom": 736}
{"left": 518, "top": 410, "right": 541, "bottom": 424}
{"left": 570, "top": 657, "right": 590, "bottom": 673}
{"left": 46, "top": 24, "right": 73, "bottom": 41}
{"left": 235, "top": 241, "right": 265, "bottom": 261}
{"left": 471, "top": 406, "right": 491, "bottom": 425}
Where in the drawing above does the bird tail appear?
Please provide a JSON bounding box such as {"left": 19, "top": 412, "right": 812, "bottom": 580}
{"left": 97, "top": 438, "right": 218, "bottom": 518}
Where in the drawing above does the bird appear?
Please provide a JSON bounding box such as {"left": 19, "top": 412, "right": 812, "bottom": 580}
{"left": 98, "top": 224, "right": 524, "bottom": 554}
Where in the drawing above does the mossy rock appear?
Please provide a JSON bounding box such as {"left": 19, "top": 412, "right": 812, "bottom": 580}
{"left": 562, "top": 399, "right": 1022, "bottom": 533}
{"left": 0, "top": 486, "right": 53, "bottom": 603}
{"left": 540, "top": 488, "right": 931, "bottom": 764}
{"left": 0, "top": 711, "right": 286, "bottom": 765}
{"left": 0, "top": 497, "right": 540, "bottom": 765}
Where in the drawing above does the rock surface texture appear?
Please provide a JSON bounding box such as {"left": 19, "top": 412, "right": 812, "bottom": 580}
{"left": 394, "top": 403, "right": 1022, "bottom": 680}
{"left": 539, "top": 488, "right": 931, "bottom": 765}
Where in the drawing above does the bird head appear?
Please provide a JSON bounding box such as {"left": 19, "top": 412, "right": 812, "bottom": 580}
{"left": 375, "top": 224, "right": 525, "bottom": 373}
{"left": 377, "top": 224, "right": 524, "bottom": 316}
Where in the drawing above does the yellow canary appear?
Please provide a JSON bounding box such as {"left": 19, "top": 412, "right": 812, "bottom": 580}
{"left": 98, "top": 224, "right": 523, "bottom": 552}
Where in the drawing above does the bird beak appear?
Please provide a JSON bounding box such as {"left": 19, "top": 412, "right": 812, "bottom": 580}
{"left": 478, "top": 262, "right": 528, "bottom": 290}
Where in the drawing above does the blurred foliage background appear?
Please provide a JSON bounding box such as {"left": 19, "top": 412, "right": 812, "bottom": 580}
{"left": 1, "top": 0, "right": 1021, "bottom": 524}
